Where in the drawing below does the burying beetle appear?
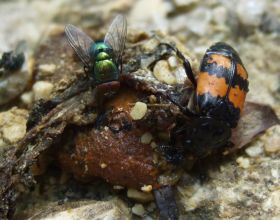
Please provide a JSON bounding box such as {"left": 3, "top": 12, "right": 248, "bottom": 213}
{"left": 159, "top": 42, "right": 249, "bottom": 163}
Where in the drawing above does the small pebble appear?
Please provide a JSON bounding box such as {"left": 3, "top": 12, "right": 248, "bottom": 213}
{"left": 20, "top": 91, "right": 34, "bottom": 106}
{"left": 150, "top": 142, "right": 157, "bottom": 149}
{"left": 38, "top": 63, "right": 56, "bottom": 73}
{"left": 148, "top": 95, "right": 157, "bottom": 104}
{"left": 245, "top": 143, "right": 264, "bottom": 157}
{"left": 262, "top": 190, "right": 280, "bottom": 212}
{"left": 174, "top": 66, "right": 187, "bottom": 84}
{"left": 153, "top": 60, "right": 176, "bottom": 85}
{"left": 113, "top": 185, "right": 125, "bottom": 190}
{"left": 167, "top": 56, "right": 178, "bottom": 69}
{"left": 152, "top": 153, "right": 158, "bottom": 164}
{"left": 271, "top": 169, "right": 279, "bottom": 179}
{"left": 132, "top": 204, "right": 146, "bottom": 217}
{"left": 181, "top": 7, "right": 211, "bottom": 36}
{"left": 212, "top": 6, "right": 228, "bottom": 26}
{"left": 237, "top": 0, "right": 267, "bottom": 27}
{"left": 100, "top": 163, "right": 107, "bottom": 169}
{"left": 141, "top": 185, "right": 153, "bottom": 193}
{"left": 263, "top": 126, "right": 280, "bottom": 153}
{"left": 33, "top": 81, "right": 54, "bottom": 100}
{"left": 127, "top": 188, "right": 154, "bottom": 202}
{"left": 3, "top": 124, "right": 26, "bottom": 143}
{"left": 0, "top": 108, "right": 28, "bottom": 146}
{"left": 140, "top": 132, "right": 153, "bottom": 144}
{"left": 236, "top": 156, "right": 250, "bottom": 169}
{"left": 130, "top": 102, "right": 147, "bottom": 120}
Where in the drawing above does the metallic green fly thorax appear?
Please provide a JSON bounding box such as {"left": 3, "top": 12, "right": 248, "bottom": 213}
{"left": 95, "top": 52, "right": 110, "bottom": 61}
{"left": 89, "top": 41, "right": 112, "bottom": 57}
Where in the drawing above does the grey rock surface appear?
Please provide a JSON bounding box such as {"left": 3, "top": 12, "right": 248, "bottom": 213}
{"left": 28, "top": 199, "right": 131, "bottom": 220}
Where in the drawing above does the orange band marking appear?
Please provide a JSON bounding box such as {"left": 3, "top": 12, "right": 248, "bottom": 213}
{"left": 228, "top": 85, "right": 247, "bottom": 110}
{"left": 236, "top": 64, "right": 248, "bottom": 80}
{"left": 197, "top": 72, "right": 228, "bottom": 97}
{"left": 207, "top": 54, "right": 231, "bottom": 69}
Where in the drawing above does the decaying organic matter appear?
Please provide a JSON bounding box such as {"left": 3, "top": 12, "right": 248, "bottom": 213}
{"left": 0, "top": 28, "right": 279, "bottom": 220}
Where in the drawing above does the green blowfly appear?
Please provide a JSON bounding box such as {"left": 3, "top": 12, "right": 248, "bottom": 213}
{"left": 65, "top": 15, "right": 127, "bottom": 93}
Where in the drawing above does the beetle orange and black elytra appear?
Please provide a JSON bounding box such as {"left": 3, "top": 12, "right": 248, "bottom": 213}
{"left": 196, "top": 42, "right": 249, "bottom": 128}
{"left": 158, "top": 42, "right": 249, "bottom": 162}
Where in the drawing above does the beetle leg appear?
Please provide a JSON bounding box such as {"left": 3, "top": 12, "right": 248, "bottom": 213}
{"left": 166, "top": 92, "right": 197, "bottom": 117}
{"left": 158, "top": 43, "right": 197, "bottom": 88}
{"left": 154, "top": 186, "right": 179, "bottom": 220}
{"left": 156, "top": 89, "right": 197, "bottom": 117}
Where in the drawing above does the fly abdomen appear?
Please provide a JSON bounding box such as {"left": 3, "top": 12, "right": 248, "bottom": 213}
{"left": 94, "top": 57, "right": 119, "bottom": 84}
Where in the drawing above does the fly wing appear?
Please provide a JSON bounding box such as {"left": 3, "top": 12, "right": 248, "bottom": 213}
{"left": 104, "top": 14, "right": 127, "bottom": 65}
{"left": 65, "top": 24, "right": 94, "bottom": 67}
